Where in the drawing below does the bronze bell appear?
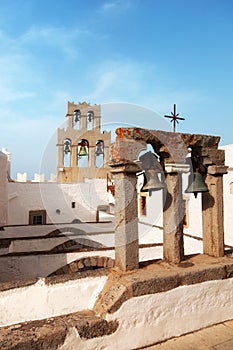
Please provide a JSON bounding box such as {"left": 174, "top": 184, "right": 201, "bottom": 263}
{"left": 78, "top": 140, "right": 88, "bottom": 157}
{"left": 185, "top": 172, "right": 209, "bottom": 198}
{"left": 95, "top": 141, "right": 104, "bottom": 156}
{"left": 141, "top": 169, "right": 166, "bottom": 192}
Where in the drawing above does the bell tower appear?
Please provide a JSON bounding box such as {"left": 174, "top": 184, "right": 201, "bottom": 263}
{"left": 57, "top": 101, "right": 111, "bottom": 183}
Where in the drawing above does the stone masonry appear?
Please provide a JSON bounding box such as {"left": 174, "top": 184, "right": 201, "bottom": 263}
{"left": 110, "top": 127, "right": 227, "bottom": 270}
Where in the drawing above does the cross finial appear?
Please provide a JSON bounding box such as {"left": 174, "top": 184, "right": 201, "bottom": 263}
{"left": 164, "top": 104, "right": 185, "bottom": 132}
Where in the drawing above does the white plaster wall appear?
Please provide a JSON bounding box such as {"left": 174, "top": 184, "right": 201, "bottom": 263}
{"left": 0, "top": 240, "right": 201, "bottom": 282}
{"left": 59, "top": 278, "right": 233, "bottom": 350}
{"left": 220, "top": 144, "right": 233, "bottom": 246}
{"left": 223, "top": 170, "right": 233, "bottom": 246}
{"left": 183, "top": 194, "right": 203, "bottom": 239}
{"left": 0, "top": 152, "right": 8, "bottom": 226}
{"left": 7, "top": 179, "right": 109, "bottom": 225}
{"left": 138, "top": 190, "right": 163, "bottom": 228}
{"left": 0, "top": 250, "right": 115, "bottom": 282}
{"left": 0, "top": 275, "right": 107, "bottom": 327}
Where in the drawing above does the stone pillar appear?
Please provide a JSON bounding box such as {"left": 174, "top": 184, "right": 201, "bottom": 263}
{"left": 110, "top": 162, "right": 140, "bottom": 271}
{"left": 202, "top": 165, "right": 228, "bottom": 257}
{"left": 0, "top": 152, "right": 8, "bottom": 227}
{"left": 80, "top": 114, "right": 87, "bottom": 130}
{"left": 89, "top": 146, "right": 95, "bottom": 168}
{"left": 70, "top": 145, "right": 77, "bottom": 167}
{"left": 56, "top": 143, "right": 64, "bottom": 169}
{"left": 163, "top": 164, "right": 189, "bottom": 264}
{"left": 94, "top": 116, "right": 101, "bottom": 130}
{"left": 66, "top": 114, "right": 73, "bottom": 130}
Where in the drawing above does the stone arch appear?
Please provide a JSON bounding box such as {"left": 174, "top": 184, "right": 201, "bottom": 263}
{"left": 48, "top": 256, "right": 115, "bottom": 276}
{"left": 50, "top": 238, "right": 106, "bottom": 252}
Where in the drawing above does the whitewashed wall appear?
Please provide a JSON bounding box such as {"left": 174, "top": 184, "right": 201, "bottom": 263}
{"left": 0, "top": 152, "right": 8, "bottom": 226}
{"left": 0, "top": 250, "right": 115, "bottom": 281}
{"left": 0, "top": 276, "right": 108, "bottom": 327}
{"left": 221, "top": 145, "right": 233, "bottom": 246}
{"left": 59, "top": 277, "right": 233, "bottom": 350}
{"left": 7, "top": 179, "right": 108, "bottom": 225}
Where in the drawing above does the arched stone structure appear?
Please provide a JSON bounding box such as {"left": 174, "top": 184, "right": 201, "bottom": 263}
{"left": 109, "top": 127, "right": 228, "bottom": 270}
{"left": 57, "top": 101, "right": 111, "bottom": 182}
{"left": 49, "top": 256, "right": 115, "bottom": 276}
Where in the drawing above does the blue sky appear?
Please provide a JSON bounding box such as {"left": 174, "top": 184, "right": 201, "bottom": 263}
{"left": 0, "top": 0, "right": 233, "bottom": 178}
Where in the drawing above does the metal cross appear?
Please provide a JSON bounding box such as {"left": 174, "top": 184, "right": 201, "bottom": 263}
{"left": 164, "top": 104, "right": 185, "bottom": 132}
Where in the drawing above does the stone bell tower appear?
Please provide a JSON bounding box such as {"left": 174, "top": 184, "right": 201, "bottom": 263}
{"left": 57, "top": 101, "right": 111, "bottom": 183}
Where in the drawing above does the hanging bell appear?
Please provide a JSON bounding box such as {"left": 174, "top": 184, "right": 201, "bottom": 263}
{"left": 79, "top": 146, "right": 87, "bottom": 156}
{"left": 95, "top": 141, "right": 104, "bottom": 156}
{"left": 78, "top": 140, "right": 88, "bottom": 157}
{"left": 64, "top": 141, "right": 70, "bottom": 154}
{"left": 185, "top": 172, "right": 209, "bottom": 198}
{"left": 141, "top": 169, "right": 166, "bottom": 192}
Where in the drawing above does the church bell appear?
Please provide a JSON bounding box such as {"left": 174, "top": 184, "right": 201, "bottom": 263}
{"left": 185, "top": 172, "right": 209, "bottom": 198}
{"left": 141, "top": 169, "right": 166, "bottom": 193}
{"left": 78, "top": 140, "right": 88, "bottom": 157}
{"left": 95, "top": 141, "right": 104, "bottom": 156}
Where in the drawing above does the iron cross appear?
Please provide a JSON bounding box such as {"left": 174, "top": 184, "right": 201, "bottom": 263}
{"left": 164, "top": 104, "right": 185, "bottom": 132}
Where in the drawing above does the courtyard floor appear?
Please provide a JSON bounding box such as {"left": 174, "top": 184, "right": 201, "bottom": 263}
{"left": 142, "top": 320, "right": 233, "bottom": 350}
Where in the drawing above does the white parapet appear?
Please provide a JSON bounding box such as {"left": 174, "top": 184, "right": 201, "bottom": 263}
{"left": 16, "top": 172, "right": 27, "bottom": 182}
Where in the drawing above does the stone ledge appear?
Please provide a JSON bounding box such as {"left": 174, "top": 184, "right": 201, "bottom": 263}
{"left": 46, "top": 267, "right": 110, "bottom": 285}
{"left": 94, "top": 254, "right": 233, "bottom": 316}
{"left": 0, "top": 310, "right": 119, "bottom": 350}
{"left": 0, "top": 278, "right": 38, "bottom": 292}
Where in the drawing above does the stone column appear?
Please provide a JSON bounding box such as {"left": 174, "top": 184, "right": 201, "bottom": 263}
{"left": 202, "top": 165, "right": 228, "bottom": 257}
{"left": 89, "top": 146, "right": 95, "bottom": 168}
{"left": 163, "top": 164, "right": 189, "bottom": 264}
{"left": 70, "top": 145, "right": 77, "bottom": 167}
{"left": 66, "top": 114, "right": 73, "bottom": 130}
{"left": 56, "top": 143, "right": 64, "bottom": 169}
{"left": 110, "top": 162, "right": 140, "bottom": 271}
{"left": 94, "top": 116, "right": 101, "bottom": 130}
{"left": 80, "top": 114, "right": 87, "bottom": 130}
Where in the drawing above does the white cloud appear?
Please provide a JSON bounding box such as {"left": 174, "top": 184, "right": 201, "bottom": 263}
{"left": 21, "top": 26, "right": 88, "bottom": 58}
{"left": 100, "top": 0, "right": 132, "bottom": 12}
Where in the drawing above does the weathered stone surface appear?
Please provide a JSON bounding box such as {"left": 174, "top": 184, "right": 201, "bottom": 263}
{"left": 45, "top": 268, "right": 109, "bottom": 285}
{"left": 77, "top": 260, "right": 84, "bottom": 269}
{"left": 163, "top": 172, "right": 185, "bottom": 264}
{"left": 110, "top": 127, "right": 226, "bottom": 265}
{"left": 94, "top": 255, "right": 233, "bottom": 314}
{"left": 202, "top": 174, "right": 224, "bottom": 257}
{"left": 0, "top": 310, "right": 118, "bottom": 349}
{"left": 111, "top": 162, "right": 139, "bottom": 271}
{"left": 90, "top": 257, "right": 97, "bottom": 267}
{"left": 0, "top": 278, "right": 38, "bottom": 292}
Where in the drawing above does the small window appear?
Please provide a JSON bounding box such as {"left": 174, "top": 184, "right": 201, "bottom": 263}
{"left": 29, "top": 210, "right": 46, "bottom": 225}
{"left": 71, "top": 202, "right": 75, "bottom": 208}
{"left": 139, "top": 195, "right": 147, "bottom": 216}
